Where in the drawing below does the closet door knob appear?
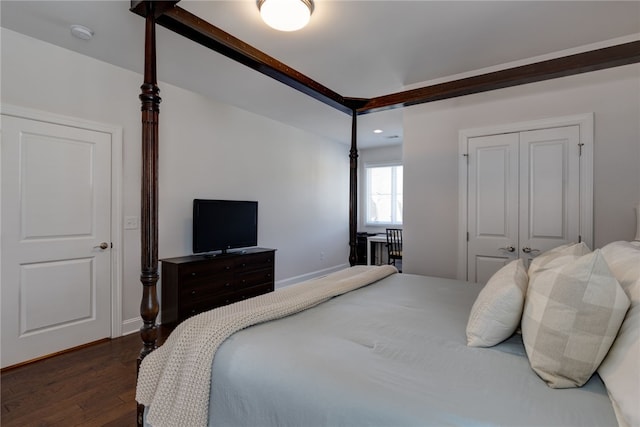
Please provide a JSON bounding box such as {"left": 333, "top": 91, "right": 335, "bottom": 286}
{"left": 522, "top": 247, "right": 540, "bottom": 254}
{"left": 499, "top": 246, "right": 515, "bottom": 252}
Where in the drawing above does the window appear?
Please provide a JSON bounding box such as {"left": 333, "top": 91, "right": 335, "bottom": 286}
{"left": 365, "top": 164, "right": 403, "bottom": 225}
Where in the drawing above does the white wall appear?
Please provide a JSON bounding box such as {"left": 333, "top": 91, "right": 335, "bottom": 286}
{"left": 1, "top": 29, "right": 350, "bottom": 334}
{"left": 403, "top": 64, "right": 640, "bottom": 278}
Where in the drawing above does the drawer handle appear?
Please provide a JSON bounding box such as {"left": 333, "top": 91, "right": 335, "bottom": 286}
{"left": 241, "top": 263, "right": 246, "bottom": 268}
{"left": 225, "top": 266, "right": 231, "bottom": 270}
{"left": 191, "top": 272, "right": 197, "bottom": 276}
{"left": 191, "top": 290, "right": 197, "bottom": 296}
{"left": 225, "top": 282, "right": 231, "bottom": 287}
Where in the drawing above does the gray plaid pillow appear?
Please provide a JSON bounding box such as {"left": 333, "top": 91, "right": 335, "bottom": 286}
{"left": 522, "top": 250, "right": 630, "bottom": 388}
{"left": 528, "top": 242, "right": 591, "bottom": 279}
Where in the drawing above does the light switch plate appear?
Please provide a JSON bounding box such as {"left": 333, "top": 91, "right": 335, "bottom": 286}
{"left": 124, "top": 216, "right": 139, "bottom": 230}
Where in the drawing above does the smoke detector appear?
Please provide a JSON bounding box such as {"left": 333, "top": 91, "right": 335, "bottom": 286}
{"left": 70, "top": 25, "right": 93, "bottom": 41}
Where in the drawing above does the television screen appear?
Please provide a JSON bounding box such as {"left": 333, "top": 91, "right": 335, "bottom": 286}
{"left": 193, "top": 199, "right": 258, "bottom": 254}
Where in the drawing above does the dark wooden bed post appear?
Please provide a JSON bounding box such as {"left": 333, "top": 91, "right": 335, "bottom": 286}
{"left": 348, "top": 109, "right": 358, "bottom": 266}
{"left": 138, "top": 0, "right": 161, "bottom": 365}
{"left": 136, "top": 2, "right": 161, "bottom": 425}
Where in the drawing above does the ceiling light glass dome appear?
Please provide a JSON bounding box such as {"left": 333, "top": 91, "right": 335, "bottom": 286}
{"left": 257, "top": 0, "right": 314, "bottom": 32}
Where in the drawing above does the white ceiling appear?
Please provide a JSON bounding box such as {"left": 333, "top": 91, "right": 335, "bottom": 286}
{"left": 2, "top": 1, "right": 639, "bottom": 148}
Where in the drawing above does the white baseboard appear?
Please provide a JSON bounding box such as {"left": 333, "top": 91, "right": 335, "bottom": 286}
{"left": 121, "top": 317, "right": 143, "bottom": 336}
{"left": 121, "top": 315, "right": 166, "bottom": 336}
{"left": 275, "top": 263, "right": 350, "bottom": 289}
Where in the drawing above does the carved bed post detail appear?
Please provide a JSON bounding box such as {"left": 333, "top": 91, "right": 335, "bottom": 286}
{"left": 137, "top": 3, "right": 161, "bottom": 425}
{"left": 348, "top": 110, "right": 358, "bottom": 266}
{"left": 138, "top": 0, "right": 161, "bottom": 363}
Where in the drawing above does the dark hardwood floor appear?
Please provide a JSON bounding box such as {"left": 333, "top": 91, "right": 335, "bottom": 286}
{"left": 1, "top": 328, "right": 170, "bottom": 427}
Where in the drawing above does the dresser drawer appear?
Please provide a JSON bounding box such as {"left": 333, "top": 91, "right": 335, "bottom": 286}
{"left": 234, "top": 252, "right": 274, "bottom": 272}
{"left": 179, "top": 272, "right": 234, "bottom": 293}
{"left": 178, "top": 268, "right": 271, "bottom": 297}
{"left": 235, "top": 268, "right": 274, "bottom": 289}
{"left": 179, "top": 260, "right": 234, "bottom": 284}
{"left": 179, "top": 283, "right": 274, "bottom": 319}
{"left": 235, "top": 283, "right": 274, "bottom": 302}
{"left": 179, "top": 279, "right": 233, "bottom": 301}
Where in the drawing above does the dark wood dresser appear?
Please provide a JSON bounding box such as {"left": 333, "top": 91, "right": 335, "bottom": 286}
{"left": 160, "top": 248, "right": 275, "bottom": 325}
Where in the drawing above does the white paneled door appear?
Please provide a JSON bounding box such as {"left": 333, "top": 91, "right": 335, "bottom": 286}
{"left": 1, "top": 115, "right": 112, "bottom": 368}
{"left": 467, "top": 133, "right": 520, "bottom": 284}
{"left": 467, "top": 125, "right": 582, "bottom": 284}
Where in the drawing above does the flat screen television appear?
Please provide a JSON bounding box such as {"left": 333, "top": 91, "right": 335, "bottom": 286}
{"left": 193, "top": 199, "right": 258, "bottom": 255}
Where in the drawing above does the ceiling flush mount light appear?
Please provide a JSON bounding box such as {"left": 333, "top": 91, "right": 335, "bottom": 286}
{"left": 70, "top": 24, "right": 93, "bottom": 40}
{"left": 373, "top": 129, "right": 383, "bottom": 134}
{"left": 257, "top": 0, "right": 314, "bottom": 32}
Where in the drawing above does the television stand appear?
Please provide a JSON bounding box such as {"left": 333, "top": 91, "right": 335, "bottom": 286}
{"left": 160, "top": 247, "right": 275, "bottom": 325}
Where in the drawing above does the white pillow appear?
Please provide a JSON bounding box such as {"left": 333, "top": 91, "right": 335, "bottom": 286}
{"left": 522, "top": 250, "right": 630, "bottom": 388}
{"left": 598, "top": 241, "right": 640, "bottom": 427}
{"left": 467, "top": 259, "right": 528, "bottom": 347}
{"left": 528, "top": 242, "right": 591, "bottom": 279}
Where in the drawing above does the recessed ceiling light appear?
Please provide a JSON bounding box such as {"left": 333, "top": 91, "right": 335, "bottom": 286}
{"left": 373, "top": 129, "right": 383, "bottom": 134}
{"left": 70, "top": 25, "right": 93, "bottom": 41}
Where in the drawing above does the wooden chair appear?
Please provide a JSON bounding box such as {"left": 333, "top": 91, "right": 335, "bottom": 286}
{"left": 386, "top": 228, "right": 403, "bottom": 271}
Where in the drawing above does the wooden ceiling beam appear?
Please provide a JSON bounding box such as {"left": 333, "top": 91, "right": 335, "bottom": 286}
{"left": 358, "top": 40, "right": 640, "bottom": 114}
{"left": 133, "top": 3, "right": 352, "bottom": 115}
{"left": 130, "top": 3, "right": 640, "bottom": 117}
{"left": 130, "top": 1, "right": 180, "bottom": 19}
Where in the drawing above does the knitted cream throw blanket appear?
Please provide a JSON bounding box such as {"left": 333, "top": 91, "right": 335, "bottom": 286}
{"left": 137, "top": 265, "right": 398, "bottom": 427}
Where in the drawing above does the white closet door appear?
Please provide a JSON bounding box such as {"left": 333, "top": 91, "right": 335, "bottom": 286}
{"left": 519, "top": 126, "right": 581, "bottom": 263}
{"left": 466, "top": 125, "right": 582, "bottom": 283}
{"left": 467, "top": 133, "right": 519, "bottom": 284}
{"left": 1, "top": 115, "right": 112, "bottom": 368}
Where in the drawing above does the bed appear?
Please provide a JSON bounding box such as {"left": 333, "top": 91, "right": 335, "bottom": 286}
{"left": 128, "top": 2, "right": 640, "bottom": 427}
{"left": 207, "top": 274, "right": 614, "bottom": 427}
{"left": 138, "top": 240, "right": 640, "bottom": 427}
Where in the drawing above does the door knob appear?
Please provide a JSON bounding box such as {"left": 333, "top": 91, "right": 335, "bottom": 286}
{"left": 522, "top": 247, "right": 539, "bottom": 254}
{"left": 94, "top": 242, "right": 109, "bottom": 250}
{"left": 499, "top": 246, "right": 515, "bottom": 252}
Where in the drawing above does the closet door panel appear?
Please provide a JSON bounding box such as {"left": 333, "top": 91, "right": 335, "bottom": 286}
{"left": 467, "top": 133, "right": 519, "bottom": 283}
{"left": 519, "top": 126, "right": 580, "bottom": 263}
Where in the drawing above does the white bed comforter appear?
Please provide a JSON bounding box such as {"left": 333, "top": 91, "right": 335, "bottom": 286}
{"left": 136, "top": 265, "right": 398, "bottom": 427}
{"left": 208, "top": 273, "right": 618, "bottom": 427}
